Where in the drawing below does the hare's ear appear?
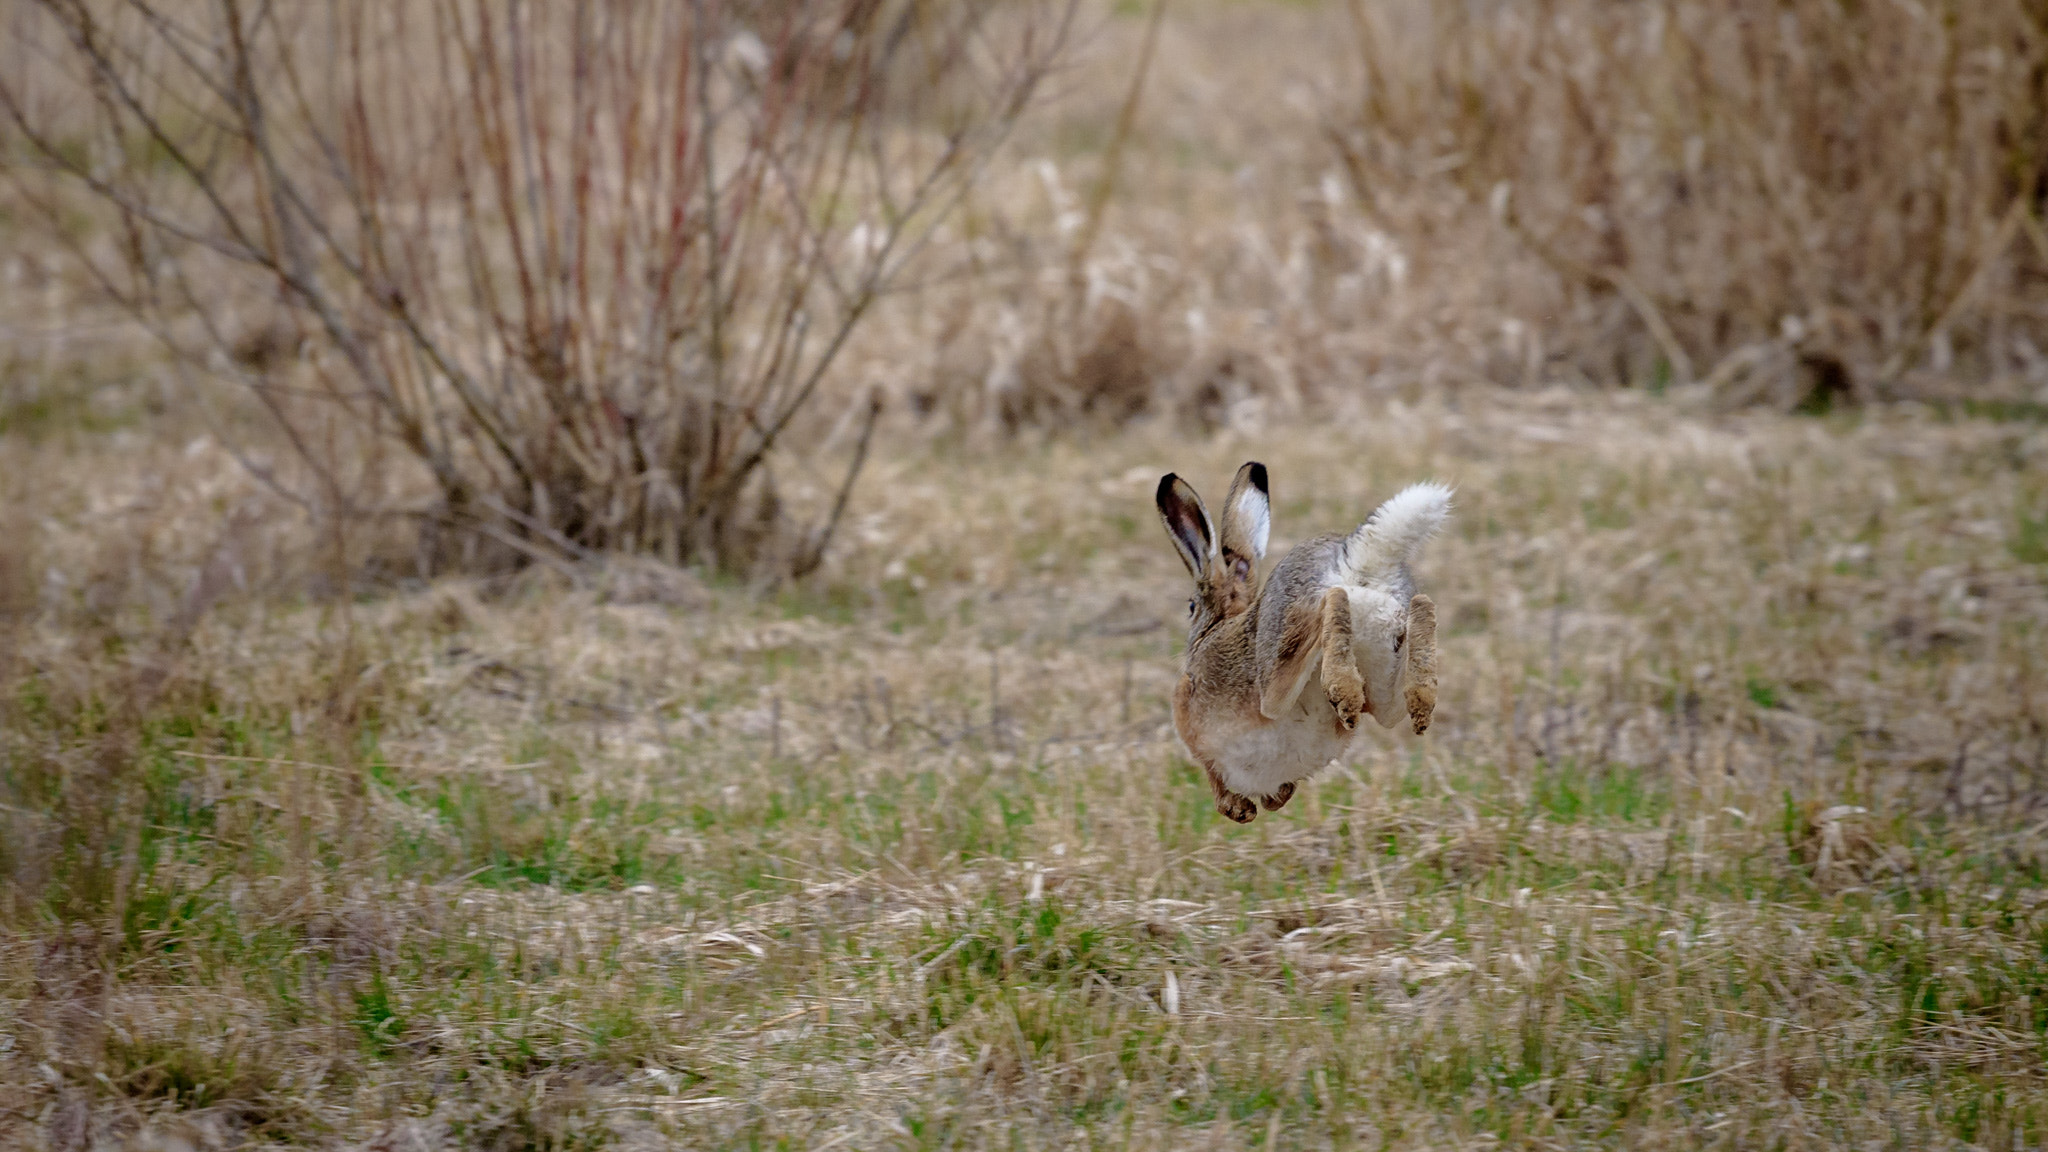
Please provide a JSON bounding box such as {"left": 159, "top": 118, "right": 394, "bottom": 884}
{"left": 1218, "top": 461, "right": 1270, "bottom": 580}
{"left": 1156, "top": 474, "right": 1215, "bottom": 581}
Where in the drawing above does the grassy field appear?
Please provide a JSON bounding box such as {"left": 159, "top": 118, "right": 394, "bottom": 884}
{"left": 6, "top": 0, "right": 2048, "bottom": 1147}
{"left": 6, "top": 392, "right": 2048, "bottom": 1148}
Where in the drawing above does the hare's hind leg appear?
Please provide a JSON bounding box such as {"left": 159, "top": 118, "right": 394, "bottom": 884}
{"left": 1319, "top": 586, "right": 1366, "bottom": 732}
{"left": 1209, "top": 768, "right": 1259, "bottom": 823}
{"left": 1403, "top": 594, "right": 1439, "bottom": 734}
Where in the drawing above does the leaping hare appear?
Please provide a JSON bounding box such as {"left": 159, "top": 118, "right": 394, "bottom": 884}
{"left": 1156, "top": 463, "right": 1449, "bottom": 823}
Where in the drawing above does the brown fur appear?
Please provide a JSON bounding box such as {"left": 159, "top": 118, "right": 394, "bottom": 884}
{"left": 1257, "top": 584, "right": 1326, "bottom": 720}
{"left": 1319, "top": 586, "right": 1365, "bottom": 731}
{"left": 1159, "top": 466, "right": 1444, "bottom": 823}
{"left": 1174, "top": 679, "right": 1241, "bottom": 821}
{"left": 1403, "top": 593, "right": 1438, "bottom": 733}
{"left": 1166, "top": 528, "right": 1380, "bottom": 821}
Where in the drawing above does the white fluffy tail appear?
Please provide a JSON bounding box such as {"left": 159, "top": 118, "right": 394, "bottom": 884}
{"left": 1337, "top": 482, "right": 1452, "bottom": 591}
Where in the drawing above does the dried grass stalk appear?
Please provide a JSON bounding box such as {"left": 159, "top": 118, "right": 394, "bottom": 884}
{"left": 1331, "top": 0, "right": 2048, "bottom": 398}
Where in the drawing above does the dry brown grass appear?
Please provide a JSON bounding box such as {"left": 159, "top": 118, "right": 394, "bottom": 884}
{"left": 1331, "top": 0, "right": 2048, "bottom": 404}
{"left": 5, "top": 388, "right": 2046, "bottom": 1147}
{"left": 5, "top": 1, "right": 2048, "bottom": 1148}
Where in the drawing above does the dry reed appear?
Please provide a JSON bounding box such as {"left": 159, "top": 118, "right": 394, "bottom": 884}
{"left": 1330, "top": 0, "right": 2048, "bottom": 404}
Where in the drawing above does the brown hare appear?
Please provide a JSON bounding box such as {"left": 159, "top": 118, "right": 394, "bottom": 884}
{"left": 1156, "top": 463, "right": 1449, "bottom": 822}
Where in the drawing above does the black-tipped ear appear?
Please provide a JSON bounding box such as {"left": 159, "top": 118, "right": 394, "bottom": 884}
{"left": 1156, "top": 473, "right": 1214, "bottom": 581}
{"left": 1219, "top": 461, "right": 1271, "bottom": 576}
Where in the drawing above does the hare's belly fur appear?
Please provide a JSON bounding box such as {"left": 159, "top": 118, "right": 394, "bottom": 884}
{"left": 1208, "top": 673, "right": 1353, "bottom": 798}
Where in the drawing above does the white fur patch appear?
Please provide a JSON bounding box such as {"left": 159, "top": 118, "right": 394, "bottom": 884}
{"left": 1347, "top": 585, "right": 1409, "bottom": 729}
{"left": 1214, "top": 693, "right": 1351, "bottom": 797}
{"left": 1234, "top": 486, "right": 1271, "bottom": 558}
{"left": 1339, "top": 482, "right": 1452, "bottom": 590}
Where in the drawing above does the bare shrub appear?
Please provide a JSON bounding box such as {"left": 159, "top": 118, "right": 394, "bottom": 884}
{"left": 984, "top": 296, "right": 1171, "bottom": 434}
{"left": 1, "top": 0, "right": 1071, "bottom": 574}
{"left": 1330, "top": 0, "right": 2048, "bottom": 402}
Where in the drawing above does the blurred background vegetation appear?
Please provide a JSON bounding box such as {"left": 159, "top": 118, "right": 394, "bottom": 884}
{"left": 2, "top": 0, "right": 2046, "bottom": 1147}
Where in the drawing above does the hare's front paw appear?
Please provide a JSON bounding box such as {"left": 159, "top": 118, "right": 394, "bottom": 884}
{"left": 1216, "top": 791, "right": 1259, "bottom": 823}
{"left": 1261, "top": 781, "right": 1295, "bottom": 811}
{"left": 1325, "top": 671, "right": 1365, "bottom": 733}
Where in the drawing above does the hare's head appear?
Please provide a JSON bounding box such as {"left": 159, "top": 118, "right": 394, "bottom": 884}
{"left": 1155, "top": 462, "right": 1270, "bottom": 641}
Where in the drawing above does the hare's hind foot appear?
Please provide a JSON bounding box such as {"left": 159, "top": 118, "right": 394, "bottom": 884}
{"left": 1319, "top": 587, "right": 1366, "bottom": 731}
{"left": 1206, "top": 765, "right": 1260, "bottom": 823}
{"left": 1326, "top": 676, "right": 1365, "bottom": 733}
{"left": 1261, "top": 781, "right": 1296, "bottom": 811}
{"left": 1217, "top": 792, "right": 1259, "bottom": 823}
{"left": 1403, "top": 594, "right": 1439, "bottom": 734}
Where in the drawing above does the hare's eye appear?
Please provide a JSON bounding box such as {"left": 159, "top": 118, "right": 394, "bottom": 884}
{"left": 1186, "top": 598, "right": 1198, "bottom": 618}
